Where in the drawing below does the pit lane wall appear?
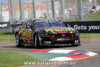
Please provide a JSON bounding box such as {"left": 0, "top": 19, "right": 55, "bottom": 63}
{"left": 63, "top": 21, "right": 100, "bottom": 33}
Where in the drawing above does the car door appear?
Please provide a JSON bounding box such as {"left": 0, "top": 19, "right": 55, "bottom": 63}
{"left": 25, "top": 20, "right": 35, "bottom": 42}
{"left": 18, "top": 22, "right": 27, "bottom": 39}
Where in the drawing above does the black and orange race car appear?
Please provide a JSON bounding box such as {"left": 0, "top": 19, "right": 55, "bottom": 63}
{"left": 15, "top": 19, "right": 81, "bottom": 47}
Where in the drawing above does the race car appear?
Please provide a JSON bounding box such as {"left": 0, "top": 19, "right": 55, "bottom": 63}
{"left": 15, "top": 19, "right": 81, "bottom": 47}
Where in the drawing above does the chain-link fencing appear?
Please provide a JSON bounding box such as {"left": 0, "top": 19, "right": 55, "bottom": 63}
{"left": 0, "top": 0, "right": 100, "bottom": 22}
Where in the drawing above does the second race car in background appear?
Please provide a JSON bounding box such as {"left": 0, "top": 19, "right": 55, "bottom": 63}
{"left": 15, "top": 19, "right": 81, "bottom": 48}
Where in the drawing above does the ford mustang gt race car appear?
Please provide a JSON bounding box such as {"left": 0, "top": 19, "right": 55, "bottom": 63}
{"left": 15, "top": 19, "right": 81, "bottom": 47}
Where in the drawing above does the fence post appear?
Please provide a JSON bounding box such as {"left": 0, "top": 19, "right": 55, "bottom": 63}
{"left": 62, "top": 0, "right": 65, "bottom": 19}
{"left": 77, "top": 0, "right": 83, "bottom": 21}
{"left": 32, "top": 0, "right": 36, "bottom": 19}
{"left": 51, "top": 0, "right": 55, "bottom": 18}
{"left": 0, "top": 3, "right": 3, "bottom": 22}
{"left": 19, "top": 0, "right": 25, "bottom": 20}
{"left": 8, "top": 0, "right": 13, "bottom": 24}
{"left": 46, "top": 1, "right": 49, "bottom": 19}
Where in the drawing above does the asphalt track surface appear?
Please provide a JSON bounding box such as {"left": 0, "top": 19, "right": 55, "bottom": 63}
{"left": 0, "top": 38, "right": 100, "bottom": 67}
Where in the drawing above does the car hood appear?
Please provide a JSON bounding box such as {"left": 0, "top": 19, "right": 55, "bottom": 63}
{"left": 42, "top": 27, "right": 76, "bottom": 34}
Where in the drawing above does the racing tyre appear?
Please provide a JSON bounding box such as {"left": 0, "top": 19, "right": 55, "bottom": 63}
{"left": 15, "top": 34, "right": 24, "bottom": 47}
{"left": 34, "top": 34, "right": 41, "bottom": 48}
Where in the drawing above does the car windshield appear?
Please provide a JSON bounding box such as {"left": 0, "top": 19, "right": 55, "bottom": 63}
{"left": 35, "top": 22, "right": 51, "bottom": 28}
{"left": 50, "top": 22, "right": 66, "bottom": 27}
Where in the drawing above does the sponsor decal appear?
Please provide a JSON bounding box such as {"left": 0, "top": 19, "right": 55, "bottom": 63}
{"left": 20, "top": 38, "right": 34, "bottom": 44}
{"left": 0, "top": 22, "right": 9, "bottom": 28}
{"left": 64, "top": 21, "right": 100, "bottom": 33}
{"left": 45, "top": 28, "right": 74, "bottom": 34}
{"left": 0, "top": 24, "right": 7, "bottom": 28}
{"left": 19, "top": 28, "right": 32, "bottom": 39}
{"left": 45, "top": 28, "right": 57, "bottom": 34}
{"left": 74, "top": 25, "right": 100, "bottom": 32}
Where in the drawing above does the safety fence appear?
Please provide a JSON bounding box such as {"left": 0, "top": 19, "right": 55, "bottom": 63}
{"left": 0, "top": 0, "right": 100, "bottom": 22}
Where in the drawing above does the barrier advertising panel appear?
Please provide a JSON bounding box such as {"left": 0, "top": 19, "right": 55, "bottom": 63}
{"left": 0, "top": 22, "right": 10, "bottom": 29}
{"left": 64, "top": 21, "right": 100, "bottom": 33}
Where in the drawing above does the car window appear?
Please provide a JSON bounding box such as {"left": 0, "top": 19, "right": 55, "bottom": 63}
{"left": 27, "top": 20, "right": 34, "bottom": 26}
{"left": 50, "top": 22, "right": 66, "bottom": 27}
{"left": 35, "top": 22, "right": 51, "bottom": 28}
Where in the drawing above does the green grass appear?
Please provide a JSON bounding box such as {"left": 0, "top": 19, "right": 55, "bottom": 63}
{"left": 80, "top": 33, "right": 100, "bottom": 38}
{"left": 0, "top": 52, "right": 41, "bottom": 67}
{"left": 0, "top": 32, "right": 100, "bottom": 41}
{"left": 0, "top": 31, "right": 15, "bottom": 41}
{"left": 83, "top": 12, "right": 100, "bottom": 21}
{"left": 65, "top": 12, "right": 100, "bottom": 21}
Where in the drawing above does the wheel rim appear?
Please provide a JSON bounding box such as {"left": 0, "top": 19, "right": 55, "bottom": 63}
{"left": 16, "top": 35, "right": 19, "bottom": 46}
{"left": 35, "top": 35, "right": 37, "bottom": 47}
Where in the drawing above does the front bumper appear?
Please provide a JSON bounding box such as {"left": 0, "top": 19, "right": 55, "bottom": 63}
{"left": 40, "top": 34, "right": 80, "bottom": 45}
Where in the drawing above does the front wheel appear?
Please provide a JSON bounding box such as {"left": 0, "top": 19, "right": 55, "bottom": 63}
{"left": 34, "top": 34, "right": 41, "bottom": 48}
{"left": 15, "top": 34, "right": 24, "bottom": 47}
